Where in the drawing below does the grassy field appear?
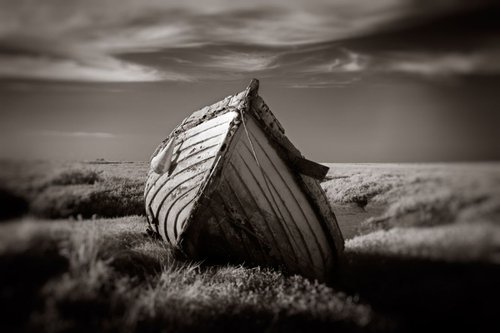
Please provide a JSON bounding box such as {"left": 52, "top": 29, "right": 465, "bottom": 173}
{"left": 323, "top": 163, "right": 500, "bottom": 262}
{"left": 0, "top": 160, "right": 499, "bottom": 332}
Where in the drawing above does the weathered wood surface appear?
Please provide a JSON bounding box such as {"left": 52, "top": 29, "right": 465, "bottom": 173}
{"left": 183, "top": 117, "right": 336, "bottom": 281}
{"left": 145, "top": 111, "right": 238, "bottom": 244}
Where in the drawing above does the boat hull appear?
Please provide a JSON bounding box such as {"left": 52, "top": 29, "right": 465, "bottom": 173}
{"left": 183, "top": 116, "right": 337, "bottom": 281}
{"left": 144, "top": 81, "right": 343, "bottom": 282}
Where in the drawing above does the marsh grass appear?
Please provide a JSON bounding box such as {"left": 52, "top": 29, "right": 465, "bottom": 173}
{"left": 30, "top": 177, "right": 145, "bottom": 218}
{"left": 0, "top": 217, "right": 385, "bottom": 333}
{"left": 1, "top": 161, "right": 500, "bottom": 332}
{"left": 323, "top": 163, "right": 500, "bottom": 231}
{"left": 46, "top": 169, "right": 102, "bottom": 186}
{"left": 0, "top": 161, "right": 147, "bottom": 219}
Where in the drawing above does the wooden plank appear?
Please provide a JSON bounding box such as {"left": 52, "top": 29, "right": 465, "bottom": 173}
{"left": 145, "top": 112, "right": 236, "bottom": 199}
{"left": 240, "top": 141, "right": 325, "bottom": 275}
{"left": 146, "top": 153, "right": 214, "bottom": 210}
{"left": 180, "top": 99, "right": 243, "bottom": 131}
{"left": 300, "top": 175, "right": 344, "bottom": 258}
{"left": 247, "top": 90, "right": 344, "bottom": 275}
{"left": 170, "top": 142, "right": 221, "bottom": 174}
{"left": 224, "top": 161, "right": 286, "bottom": 264}
{"left": 220, "top": 178, "right": 272, "bottom": 264}
{"left": 150, "top": 164, "right": 208, "bottom": 216}
{"left": 231, "top": 145, "right": 301, "bottom": 270}
{"left": 245, "top": 121, "right": 332, "bottom": 261}
{"left": 149, "top": 111, "right": 235, "bottom": 164}
{"left": 238, "top": 142, "right": 312, "bottom": 264}
{"left": 243, "top": 118, "right": 333, "bottom": 277}
{"left": 174, "top": 134, "right": 224, "bottom": 162}
{"left": 178, "top": 111, "right": 238, "bottom": 140}
{"left": 209, "top": 191, "right": 257, "bottom": 263}
{"left": 144, "top": 173, "right": 160, "bottom": 198}
{"left": 145, "top": 142, "right": 220, "bottom": 201}
{"left": 158, "top": 182, "right": 200, "bottom": 244}
{"left": 290, "top": 156, "right": 329, "bottom": 180}
{"left": 174, "top": 118, "right": 230, "bottom": 152}
{"left": 151, "top": 171, "right": 206, "bottom": 242}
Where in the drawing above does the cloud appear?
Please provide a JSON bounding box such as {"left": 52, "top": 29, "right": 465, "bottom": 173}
{"left": 301, "top": 49, "right": 370, "bottom": 74}
{"left": 25, "top": 130, "right": 118, "bottom": 139}
{"left": 288, "top": 77, "right": 361, "bottom": 88}
{"left": 386, "top": 52, "right": 500, "bottom": 77}
{"left": 0, "top": 34, "right": 191, "bottom": 82}
{"left": 291, "top": 49, "right": 500, "bottom": 88}
{"left": 0, "top": 0, "right": 498, "bottom": 83}
{"left": 0, "top": 0, "right": 412, "bottom": 50}
{"left": 0, "top": 54, "right": 184, "bottom": 82}
{"left": 207, "top": 52, "right": 278, "bottom": 72}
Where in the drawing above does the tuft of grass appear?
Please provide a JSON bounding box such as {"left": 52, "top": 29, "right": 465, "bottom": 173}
{"left": 30, "top": 177, "right": 145, "bottom": 219}
{"left": 46, "top": 169, "right": 102, "bottom": 186}
{"left": 122, "top": 265, "right": 379, "bottom": 333}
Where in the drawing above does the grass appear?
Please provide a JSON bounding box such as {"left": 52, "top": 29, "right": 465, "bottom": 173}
{"left": 323, "top": 163, "right": 500, "bottom": 235}
{"left": 323, "top": 163, "right": 500, "bottom": 269}
{"left": 1, "top": 160, "right": 499, "bottom": 332}
{"left": 0, "top": 217, "right": 384, "bottom": 333}
{"left": 0, "top": 160, "right": 147, "bottom": 220}
{"left": 346, "top": 223, "right": 500, "bottom": 263}
{"left": 30, "top": 176, "right": 145, "bottom": 219}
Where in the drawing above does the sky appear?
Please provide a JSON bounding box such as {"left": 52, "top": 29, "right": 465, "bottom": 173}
{"left": 0, "top": 0, "right": 499, "bottom": 162}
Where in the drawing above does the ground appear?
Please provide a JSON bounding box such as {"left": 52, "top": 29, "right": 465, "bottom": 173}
{"left": 0, "top": 160, "right": 499, "bottom": 332}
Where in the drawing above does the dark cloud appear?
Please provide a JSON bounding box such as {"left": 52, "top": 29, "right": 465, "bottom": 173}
{"left": 0, "top": 0, "right": 499, "bottom": 84}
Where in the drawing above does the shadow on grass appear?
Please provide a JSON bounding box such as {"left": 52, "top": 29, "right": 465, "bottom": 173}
{"left": 0, "top": 188, "right": 29, "bottom": 221}
{"left": 99, "top": 231, "right": 171, "bottom": 281}
{"left": 338, "top": 251, "right": 500, "bottom": 332}
{"left": 0, "top": 235, "right": 68, "bottom": 332}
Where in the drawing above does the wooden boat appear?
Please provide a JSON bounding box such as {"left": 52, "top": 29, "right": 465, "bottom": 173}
{"left": 144, "top": 79, "right": 344, "bottom": 282}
